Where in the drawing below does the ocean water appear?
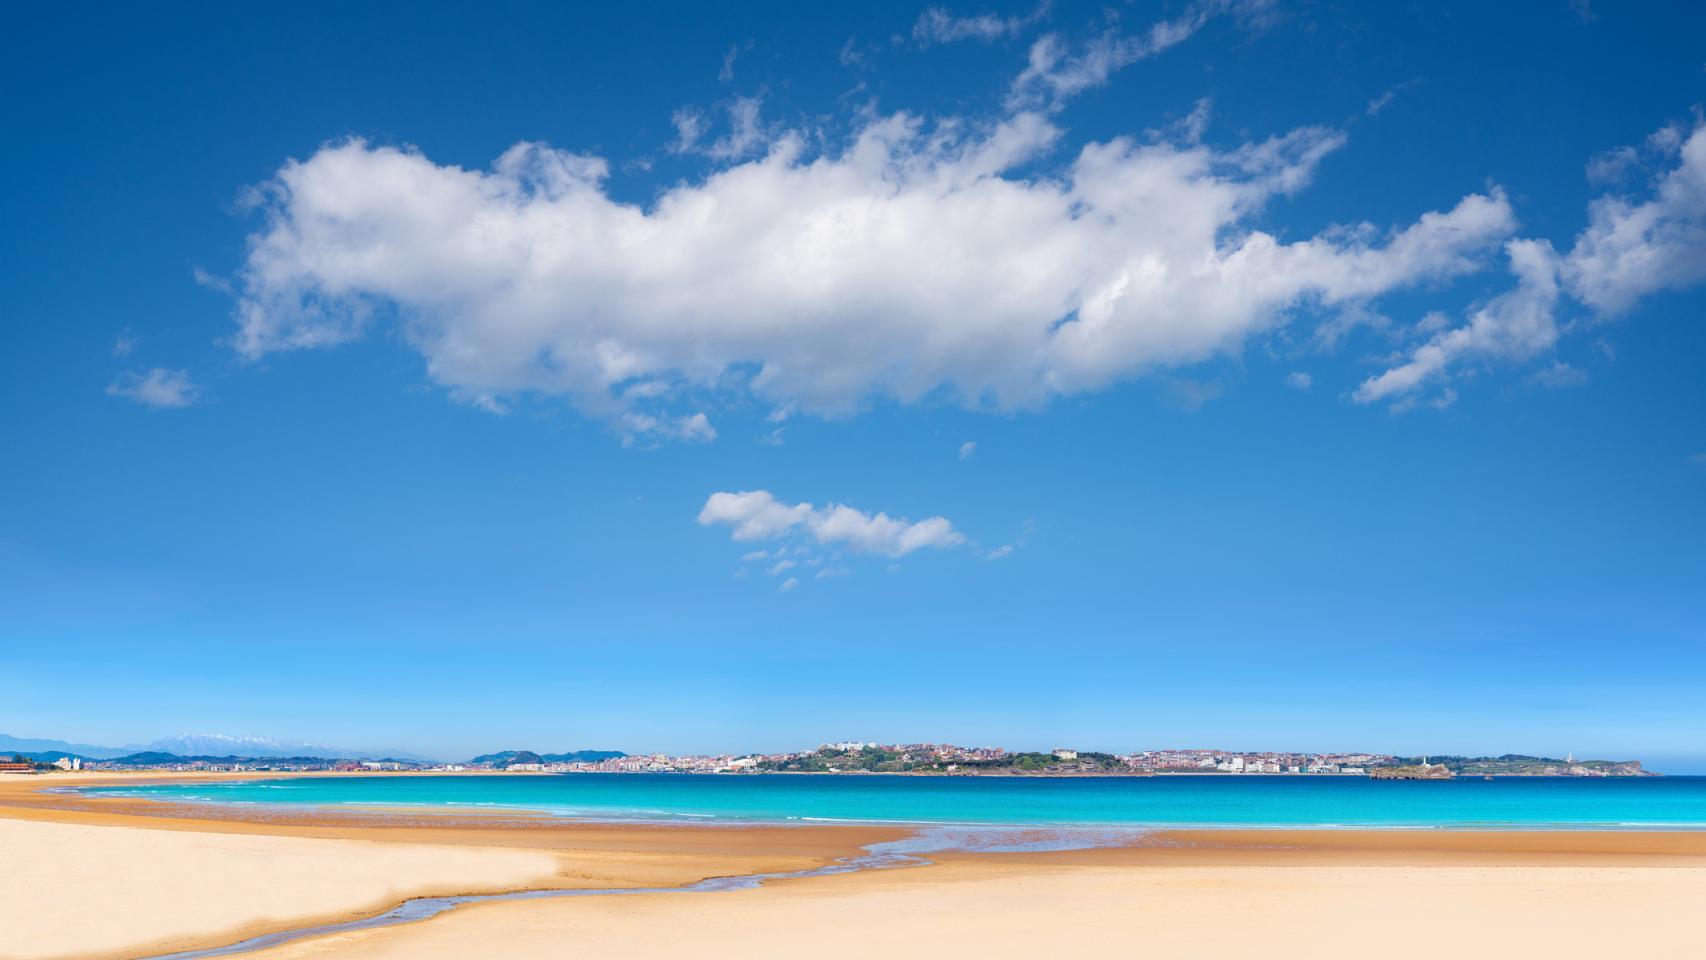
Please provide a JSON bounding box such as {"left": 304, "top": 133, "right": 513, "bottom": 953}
{"left": 81, "top": 773, "right": 1706, "bottom": 829}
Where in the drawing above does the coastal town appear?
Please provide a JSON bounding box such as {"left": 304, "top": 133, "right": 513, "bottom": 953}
{"left": 1, "top": 740, "right": 1653, "bottom": 778}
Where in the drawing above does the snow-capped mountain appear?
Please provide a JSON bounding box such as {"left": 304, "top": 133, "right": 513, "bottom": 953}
{"left": 131, "top": 733, "right": 337, "bottom": 758}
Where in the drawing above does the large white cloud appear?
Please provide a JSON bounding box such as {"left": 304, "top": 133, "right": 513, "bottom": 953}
{"left": 232, "top": 107, "right": 1516, "bottom": 424}
{"left": 697, "top": 490, "right": 964, "bottom": 557}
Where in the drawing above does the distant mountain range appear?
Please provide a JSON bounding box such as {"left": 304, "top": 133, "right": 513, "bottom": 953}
{"left": 0, "top": 732, "right": 437, "bottom": 763}
{"left": 0, "top": 734, "right": 133, "bottom": 760}
{"left": 133, "top": 734, "right": 339, "bottom": 758}
{"left": 1, "top": 733, "right": 630, "bottom": 767}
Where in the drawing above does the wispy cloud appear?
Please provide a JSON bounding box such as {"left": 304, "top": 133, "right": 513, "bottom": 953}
{"left": 1162, "top": 377, "right": 1226, "bottom": 412}
{"left": 1357, "top": 118, "right": 1706, "bottom": 407}
{"left": 912, "top": 3, "right": 1047, "bottom": 47}
{"left": 671, "top": 96, "right": 770, "bottom": 161}
{"left": 1524, "top": 361, "right": 1588, "bottom": 389}
{"left": 107, "top": 368, "right": 197, "bottom": 409}
{"left": 1364, "top": 80, "right": 1418, "bottom": 118}
{"left": 717, "top": 41, "right": 751, "bottom": 83}
{"left": 620, "top": 411, "right": 717, "bottom": 445}
{"left": 1009, "top": 0, "right": 1267, "bottom": 110}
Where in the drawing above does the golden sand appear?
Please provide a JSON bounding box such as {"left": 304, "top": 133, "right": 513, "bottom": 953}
{"left": 4, "top": 771, "right": 1705, "bottom": 960}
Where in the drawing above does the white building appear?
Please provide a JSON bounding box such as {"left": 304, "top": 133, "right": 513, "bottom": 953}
{"left": 1052, "top": 748, "right": 1078, "bottom": 761}
{"left": 52, "top": 756, "right": 81, "bottom": 771}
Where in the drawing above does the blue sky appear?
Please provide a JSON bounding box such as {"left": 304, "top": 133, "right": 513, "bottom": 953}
{"left": 3, "top": 1, "right": 1704, "bottom": 768}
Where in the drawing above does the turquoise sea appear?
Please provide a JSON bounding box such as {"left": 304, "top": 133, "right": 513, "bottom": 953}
{"left": 82, "top": 773, "right": 1706, "bottom": 829}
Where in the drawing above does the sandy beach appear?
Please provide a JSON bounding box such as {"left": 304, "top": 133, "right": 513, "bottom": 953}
{"left": 5, "top": 772, "right": 1706, "bottom": 960}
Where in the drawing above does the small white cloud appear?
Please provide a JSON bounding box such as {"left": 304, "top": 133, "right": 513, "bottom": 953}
{"left": 959, "top": 440, "right": 977, "bottom": 460}
{"left": 739, "top": 550, "right": 770, "bottom": 562}
{"left": 698, "top": 490, "right": 966, "bottom": 557}
{"left": 674, "top": 97, "right": 770, "bottom": 161}
{"left": 698, "top": 491, "right": 813, "bottom": 541}
{"left": 767, "top": 559, "right": 797, "bottom": 576}
{"left": 1414, "top": 310, "right": 1454, "bottom": 335}
{"left": 1365, "top": 80, "right": 1417, "bottom": 118}
{"left": 815, "top": 566, "right": 851, "bottom": 579}
{"left": 1586, "top": 145, "right": 1638, "bottom": 185}
{"left": 1564, "top": 120, "right": 1706, "bottom": 315}
{"left": 107, "top": 368, "right": 197, "bottom": 408}
{"left": 192, "top": 266, "right": 235, "bottom": 296}
{"left": 985, "top": 544, "right": 1014, "bottom": 559}
{"left": 718, "top": 43, "right": 749, "bottom": 83}
{"left": 1524, "top": 361, "right": 1588, "bottom": 389}
{"left": 456, "top": 391, "right": 508, "bottom": 415}
{"left": 620, "top": 411, "right": 717, "bottom": 445}
{"left": 111, "top": 331, "right": 139, "bottom": 358}
{"left": 1161, "top": 377, "right": 1225, "bottom": 412}
{"left": 778, "top": 577, "right": 799, "bottom": 592}
{"left": 669, "top": 108, "right": 706, "bottom": 154}
{"left": 622, "top": 380, "right": 671, "bottom": 401}
{"left": 912, "top": 4, "right": 1045, "bottom": 47}
{"left": 1285, "top": 371, "right": 1312, "bottom": 390}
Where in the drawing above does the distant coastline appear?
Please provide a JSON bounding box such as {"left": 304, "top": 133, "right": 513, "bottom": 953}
{"left": 2, "top": 737, "right": 1657, "bottom": 778}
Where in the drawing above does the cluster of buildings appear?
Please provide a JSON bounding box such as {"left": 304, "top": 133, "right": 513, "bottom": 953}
{"left": 1116, "top": 748, "right": 1391, "bottom": 775}
{"left": 484, "top": 742, "right": 1014, "bottom": 774}
{"left": 12, "top": 742, "right": 1402, "bottom": 777}
{"left": 486, "top": 743, "right": 1391, "bottom": 776}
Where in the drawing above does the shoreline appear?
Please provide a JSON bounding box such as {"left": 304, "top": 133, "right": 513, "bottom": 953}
{"left": 36, "top": 769, "right": 1706, "bottom": 835}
